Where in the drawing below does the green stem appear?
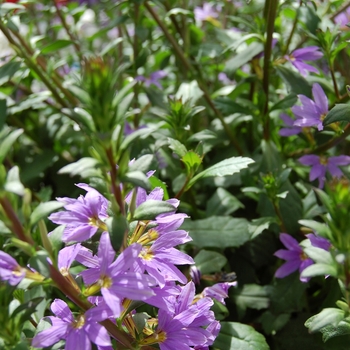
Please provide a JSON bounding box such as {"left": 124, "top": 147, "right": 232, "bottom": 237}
{"left": 282, "top": 0, "right": 301, "bottom": 56}
{"left": 262, "top": 0, "right": 279, "bottom": 140}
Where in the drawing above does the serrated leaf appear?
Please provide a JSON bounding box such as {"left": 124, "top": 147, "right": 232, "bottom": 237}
{"left": 181, "top": 150, "right": 202, "bottom": 174}
{"left": 194, "top": 250, "right": 227, "bottom": 274}
{"left": 214, "top": 322, "right": 269, "bottom": 350}
{"left": 133, "top": 200, "right": 175, "bottom": 220}
{"left": 30, "top": 201, "right": 65, "bottom": 226}
{"left": 182, "top": 216, "right": 249, "bottom": 248}
{"left": 323, "top": 104, "right": 350, "bottom": 126}
{"left": 188, "top": 156, "right": 254, "bottom": 188}
{"left": 168, "top": 138, "right": 187, "bottom": 157}
{"left": 0, "top": 128, "right": 23, "bottom": 164}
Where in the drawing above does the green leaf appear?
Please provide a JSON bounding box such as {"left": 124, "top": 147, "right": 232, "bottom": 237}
{"left": 30, "top": 201, "right": 64, "bottom": 227}
{"left": 168, "top": 138, "right": 187, "bottom": 158}
{"left": 248, "top": 217, "right": 276, "bottom": 239}
{"left": 182, "top": 216, "right": 249, "bottom": 248}
{"left": 303, "top": 246, "right": 334, "bottom": 265}
{"left": 106, "top": 214, "right": 129, "bottom": 252}
{"left": 298, "top": 219, "right": 332, "bottom": 240}
{"left": 211, "top": 85, "right": 236, "bottom": 99}
{"left": 0, "top": 99, "right": 7, "bottom": 131}
{"left": 120, "top": 126, "right": 158, "bottom": 152}
{"left": 149, "top": 176, "right": 169, "bottom": 200}
{"left": 194, "top": 250, "right": 227, "bottom": 274}
{"left": 319, "top": 319, "right": 350, "bottom": 342}
{"left": 305, "top": 308, "right": 346, "bottom": 333}
{"left": 48, "top": 225, "right": 64, "bottom": 254}
{"left": 224, "top": 42, "right": 264, "bottom": 74}
{"left": 175, "top": 80, "right": 204, "bottom": 104}
{"left": 271, "top": 94, "right": 298, "bottom": 111}
{"left": 40, "top": 39, "right": 73, "bottom": 54}
{"left": 4, "top": 166, "right": 24, "bottom": 196}
{"left": 128, "top": 155, "right": 154, "bottom": 174}
{"left": 276, "top": 66, "right": 312, "bottom": 97}
{"left": 181, "top": 151, "right": 202, "bottom": 175}
{"left": 133, "top": 200, "right": 175, "bottom": 220}
{"left": 0, "top": 61, "right": 21, "bottom": 85}
{"left": 100, "top": 37, "right": 123, "bottom": 56}
{"left": 0, "top": 128, "right": 23, "bottom": 164}
{"left": 301, "top": 263, "right": 338, "bottom": 278}
{"left": 188, "top": 156, "right": 254, "bottom": 188}
{"left": 214, "top": 322, "right": 269, "bottom": 350}
{"left": 323, "top": 104, "right": 350, "bottom": 126}
{"left": 121, "top": 171, "right": 151, "bottom": 191}
{"left": 73, "top": 108, "right": 96, "bottom": 132}
{"left": 214, "top": 97, "right": 253, "bottom": 115}
{"left": 233, "top": 284, "right": 271, "bottom": 314}
{"left": 260, "top": 311, "right": 290, "bottom": 335}
{"left": 28, "top": 251, "right": 51, "bottom": 278}
{"left": 206, "top": 187, "right": 244, "bottom": 216}
{"left": 58, "top": 157, "right": 101, "bottom": 178}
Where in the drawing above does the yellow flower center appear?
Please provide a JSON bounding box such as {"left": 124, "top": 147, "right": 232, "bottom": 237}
{"left": 99, "top": 274, "right": 112, "bottom": 288}
{"left": 72, "top": 314, "right": 86, "bottom": 329}
{"left": 137, "top": 229, "right": 159, "bottom": 246}
{"left": 88, "top": 217, "right": 107, "bottom": 231}
{"left": 320, "top": 156, "right": 328, "bottom": 166}
{"left": 139, "top": 247, "right": 155, "bottom": 261}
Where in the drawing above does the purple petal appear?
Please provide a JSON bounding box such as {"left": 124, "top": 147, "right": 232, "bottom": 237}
{"left": 58, "top": 244, "right": 82, "bottom": 270}
{"left": 98, "top": 232, "right": 116, "bottom": 273}
{"left": 306, "top": 234, "right": 331, "bottom": 251}
{"left": 274, "top": 249, "right": 301, "bottom": 260}
{"left": 86, "top": 323, "right": 112, "bottom": 347}
{"left": 51, "top": 299, "right": 74, "bottom": 323}
{"left": 328, "top": 155, "right": 350, "bottom": 166}
{"left": 298, "top": 155, "right": 320, "bottom": 166}
{"left": 309, "top": 164, "right": 326, "bottom": 182}
{"left": 66, "top": 329, "right": 91, "bottom": 350}
{"left": 279, "top": 233, "right": 301, "bottom": 251}
{"left": 275, "top": 260, "right": 300, "bottom": 278}
{"left": 101, "top": 288, "right": 123, "bottom": 317}
{"left": 312, "top": 83, "right": 328, "bottom": 114}
{"left": 32, "top": 323, "right": 68, "bottom": 348}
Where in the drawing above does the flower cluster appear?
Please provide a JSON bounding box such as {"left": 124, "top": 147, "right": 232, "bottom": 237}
{"left": 8, "top": 179, "right": 234, "bottom": 349}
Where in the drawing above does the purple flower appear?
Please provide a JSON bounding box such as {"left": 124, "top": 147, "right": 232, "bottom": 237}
{"left": 334, "top": 7, "right": 350, "bottom": 26}
{"left": 274, "top": 233, "right": 313, "bottom": 283}
{"left": 0, "top": 251, "right": 26, "bottom": 286}
{"left": 306, "top": 233, "right": 331, "bottom": 251}
{"left": 136, "top": 70, "right": 167, "bottom": 89}
{"left": 194, "top": 3, "right": 218, "bottom": 22}
{"left": 218, "top": 73, "right": 235, "bottom": 85}
{"left": 292, "top": 83, "right": 328, "bottom": 131}
{"left": 190, "top": 266, "right": 201, "bottom": 285}
{"left": 79, "top": 232, "right": 156, "bottom": 317}
{"left": 279, "top": 113, "right": 302, "bottom": 136}
{"left": 49, "top": 184, "right": 108, "bottom": 242}
{"left": 203, "top": 282, "right": 237, "bottom": 304}
{"left": 285, "top": 46, "right": 323, "bottom": 76}
{"left": 32, "top": 299, "right": 111, "bottom": 350}
{"left": 298, "top": 155, "right": 350, "bottom": 188}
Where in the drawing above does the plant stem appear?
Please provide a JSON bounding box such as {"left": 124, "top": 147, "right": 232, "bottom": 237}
{"left": 282, "top": 0, "right": 301, "bottom": 56}
{"left": 262, "top": 0, "right": 279, "bottom": 140}
{"left": 144, "top": 1, "right": 243, "bottom": 155}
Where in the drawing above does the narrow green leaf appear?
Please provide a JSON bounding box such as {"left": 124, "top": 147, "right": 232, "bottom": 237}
{"left": 188, "top": 156, "right": 254, "bottom": 188}
{"left": 30, "top": 201, "right": 65, "bottom": 226}
{"left": 323, "top": 104, "right": 350, "bottom": 126}
{"left": 298, "top": 219, "right": 332, "bottom": 240}
{"left": 133, "top": 200, "right": 175, "bottom": 220}
{"left": 40, "top": 40, "right": 73, "bottom": 54}
{"left": 301, "top": 263, "right": 338, "bottom": 278}
{"left": 121, "top": 171, "right": 151, "bottom": 191}
{"left": 4, "top": 166, "right": 24, "bottom": 196}
{"left": 28, "top": 251, "right": 51, "bottom": 278}
{"left": 168, "top": 138, "right": 187, "bottom": 158}
{"left": 0, "top": 61, "right": 21, "bottom": 85}
{"left": 106, "top": 214, "right": 129, "bottom": 252}
{"left": 0, "top": 99, "right": 7, "bottom": 131}
{"left": 0, "top": 128, "right": 23, "bottom": 164}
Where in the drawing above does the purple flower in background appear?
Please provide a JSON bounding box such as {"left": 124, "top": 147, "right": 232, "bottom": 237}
{"left": 49, "top": 184, "right": 108, "bottom": 242}
{"left": 32, "top": 299, "right": 112, "bottom": 350}
{"left": 190, "top": 266, "right": 201, "bottom": 285}
{"left": 203, "top": 282, "right": 237, "bottom": 304}
{"left": 218, "top": 72, "right": 235, "bottom": 85}
{"left": 0, "top": 251, "right": 25, "bottom": 286}
{"left": 298, "top": 155, "right": 350, "bottom": 188}
{"left": 136, "top": 70, "right": 167, "bottom": 89}
{"left": 334, "top": 7, "right": 350, "bottom": 26}
{"left": 279, "top": 113, "right": 302, "bottom": 136}
{"left": 194, "top": 3, "right": 218, "bottom": 22}
{"left": 274, "top": 233, "right": 313, "bottom": 283}
{"left": 292, "top": 83, "right": 328, "bottom": 131}
{"left": 306, "top": 233, "right": 331, "bottom": 251}
{"left": 285, "top": 46, "right": 323, "bottom": 76}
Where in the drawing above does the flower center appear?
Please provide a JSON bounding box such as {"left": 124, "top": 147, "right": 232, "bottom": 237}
{"left": 89, "top": 217, "right": 107, "bottom": 231}
{"left": 139, "top": 247, "right": 155, "bottom": 261}
{"left": 300, "top": 251, "right": 309, "bottom": 261}
{"left": 99, "top": 274, "right": 112, "bottom": 288}
{"left": 137, "top": 229, "right": 159, "bottom": 246}
{"left": 72, "top": 314, "right": 86, "bottom": 329}
{"left": 320, "top": 156, "right": 328, "bottom": 165}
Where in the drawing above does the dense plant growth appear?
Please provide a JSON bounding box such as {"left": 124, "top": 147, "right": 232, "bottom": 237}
{"left": 1, "top": 0, "right": 350, "bottom": 349}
